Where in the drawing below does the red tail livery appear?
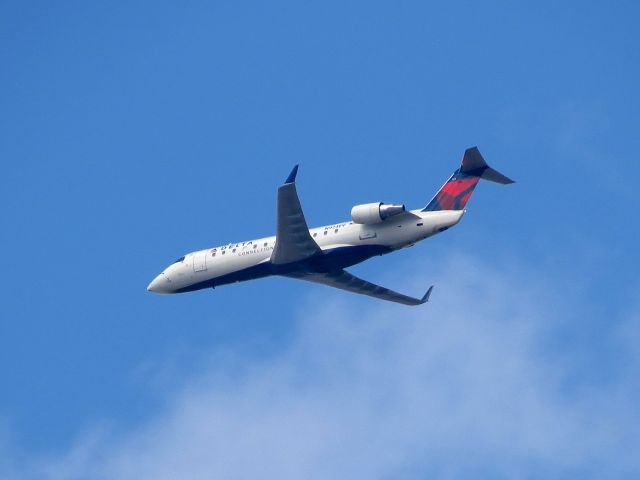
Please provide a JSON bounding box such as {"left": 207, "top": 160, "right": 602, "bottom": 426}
{"left": 423, "top": 147, "right": 514, "bottom": 212}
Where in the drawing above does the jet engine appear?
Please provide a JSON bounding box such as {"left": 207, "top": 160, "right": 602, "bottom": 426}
{"left": 351, "top": 202, "right": 405, "bottom": 224}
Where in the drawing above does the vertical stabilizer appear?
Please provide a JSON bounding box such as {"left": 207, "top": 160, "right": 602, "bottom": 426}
{"left": 422, "top": 147, "right": 514, "bottom": 211}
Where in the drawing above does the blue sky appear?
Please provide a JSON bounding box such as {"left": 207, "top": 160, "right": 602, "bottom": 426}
{"left": 1, "top": 1, "right": 639, "bottom": 478}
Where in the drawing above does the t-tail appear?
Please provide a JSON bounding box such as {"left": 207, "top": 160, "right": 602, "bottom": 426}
{"left": 422, "top": 147, "right": 514, "bottom": 212}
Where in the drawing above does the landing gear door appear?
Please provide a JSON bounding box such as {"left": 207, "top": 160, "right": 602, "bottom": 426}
{"left": 193, "top": 251, "right": 207, "bottom": 272}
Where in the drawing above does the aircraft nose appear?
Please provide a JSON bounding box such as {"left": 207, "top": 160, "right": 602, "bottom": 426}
{"left": 147, "top": 273, "right": 173, "bottom": 294}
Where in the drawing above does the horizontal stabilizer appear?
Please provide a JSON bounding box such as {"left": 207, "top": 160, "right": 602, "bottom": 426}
{"left": 461, "top": 147, "right": 514, "bottom": 184}
{"left": 481, "top": 167, "right": 514, "bottom": 184}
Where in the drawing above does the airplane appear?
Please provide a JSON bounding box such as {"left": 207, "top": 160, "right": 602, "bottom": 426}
{"left": 147, "top": 147, "right": 513, "bottom": 305}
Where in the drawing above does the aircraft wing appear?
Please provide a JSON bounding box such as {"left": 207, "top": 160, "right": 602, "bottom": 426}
{"left": 287, "top": 269, "right": 434, "bottom": 306}
{"left": 271, "top": 165, "right": 322, "bottom": 265}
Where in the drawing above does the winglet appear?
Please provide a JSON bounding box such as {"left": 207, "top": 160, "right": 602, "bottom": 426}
{"left": 421, "top": 285, "right": 434, "bottom": 303}
{"left": 285, "top": 165, "right": 299, "bottom": 184}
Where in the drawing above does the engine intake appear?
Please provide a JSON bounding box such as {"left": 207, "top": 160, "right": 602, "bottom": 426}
{"left": 351, "top": 202, "right": 405, "bottom": 224}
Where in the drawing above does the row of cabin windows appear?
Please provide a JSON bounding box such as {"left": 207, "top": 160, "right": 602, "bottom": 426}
{"left": 203, "top": 221, "right": 425, "bottom": 259}
{"left": 207, "top": 227, "right": 351, "bottom": 258}
{"left": 312, "top": 229, "right": 339, "bottom": 238}
{"left": 210, "top": 242, "right": 270, "bottom": 257}
{"left": 204, "top": 222, "right": 423, "bottom": 259}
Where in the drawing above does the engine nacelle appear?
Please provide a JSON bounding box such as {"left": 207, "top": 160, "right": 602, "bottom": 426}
{"left": 351, "top": 202, "right": 405, "bottom": 224}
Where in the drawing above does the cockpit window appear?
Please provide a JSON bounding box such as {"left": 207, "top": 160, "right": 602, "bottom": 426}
{"left": 173, "top": 256, "right": 185, "bottom": 264}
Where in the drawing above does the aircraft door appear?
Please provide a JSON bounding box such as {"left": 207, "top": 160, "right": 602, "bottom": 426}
{"left": 193, "top": 251, "right": 208, "bottom": 272}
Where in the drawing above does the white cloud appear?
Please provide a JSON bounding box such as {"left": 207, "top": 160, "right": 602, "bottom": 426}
{"left": 12, "top": 254, "right": 640, "bottom": 479}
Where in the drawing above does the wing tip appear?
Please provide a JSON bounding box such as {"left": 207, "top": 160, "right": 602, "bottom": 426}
{"left": 285, "top": 164, "right": 299, "bottom": 184}
{"left": 421, "top": 285, "right": 434, "bottom": 303}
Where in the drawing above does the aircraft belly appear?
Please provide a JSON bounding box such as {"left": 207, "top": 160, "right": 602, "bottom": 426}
{"left": 310, "top": 244, "right": 392, "bottom": 271}
{"left": 209, "top": 262, "right": 274, "bottom": 287}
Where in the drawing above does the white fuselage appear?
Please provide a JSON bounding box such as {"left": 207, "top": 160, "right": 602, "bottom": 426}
{"left": 147, "top": 209, "right": 464, "bottom": 294}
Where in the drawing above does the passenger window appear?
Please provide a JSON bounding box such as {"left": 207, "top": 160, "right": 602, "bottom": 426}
{"left": 253, "top": 245, "right": 257, "bottom": 249}
{"left": 222, "top": 251, "right": 226, "bottom": 255}
{"left": 232, "top": 248, "right": 236, "bottom": 253}
{"left": 324, "top": 231, "right": 328, "bottom": 236}
{"left": 263, "top": 242, "right": 267, "bottom": 247}
{"left": 334, "top": 229, "right": 338, "bottom": 233}
{"left": 313, "top": 232, "right": 317, "bottom": 237}
{"left": 212, "top": 252, "right": 216, "bottom": 257}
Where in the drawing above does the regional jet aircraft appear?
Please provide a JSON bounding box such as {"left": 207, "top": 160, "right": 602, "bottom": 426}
{"left": 147, "top": 147, "right": 513, "bottom": 305}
